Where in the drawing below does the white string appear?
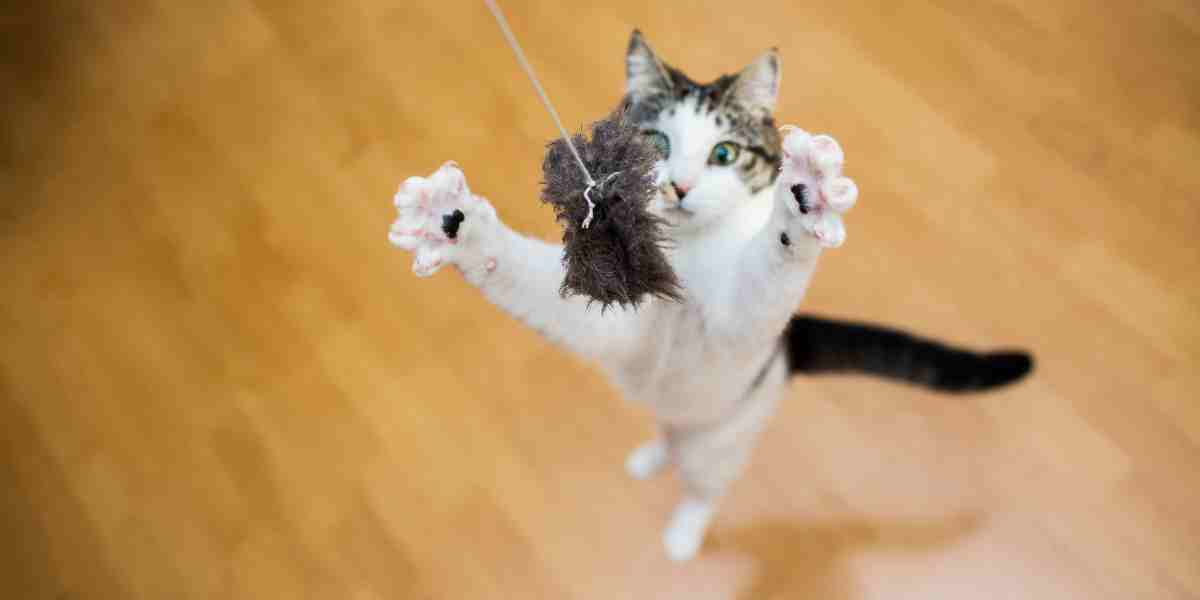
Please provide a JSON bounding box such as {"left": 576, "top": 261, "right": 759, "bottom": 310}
{"left": 483, "top": 0, "right": 594, "bottom": 188}
{"left": 484, "top": 0, "right": 608, "bottom": 229}
{"left": 582, "top": 171, "right": 620, "bottom": 229}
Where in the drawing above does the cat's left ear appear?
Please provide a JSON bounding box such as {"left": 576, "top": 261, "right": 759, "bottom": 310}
{"left": 727, "top": 49, "right": 780, "bottom": 115}
{"left": 626, "top": 30, "right": 674, "bottom": 101}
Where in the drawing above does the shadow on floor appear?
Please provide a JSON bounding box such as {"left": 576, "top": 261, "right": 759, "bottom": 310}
{"left": 707, "top": 512, "right": 984, "bottom": 600}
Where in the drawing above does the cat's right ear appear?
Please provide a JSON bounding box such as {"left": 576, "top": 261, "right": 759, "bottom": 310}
{"left": 626, "top": 30, "right": 673, "bottom": 101}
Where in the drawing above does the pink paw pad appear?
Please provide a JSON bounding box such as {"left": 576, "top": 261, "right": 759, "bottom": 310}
{"left": 776, "top": 126, "right": 858, "bottom": 249}
{"left": 389, "top": 160, "right": 487, "bottom": 277}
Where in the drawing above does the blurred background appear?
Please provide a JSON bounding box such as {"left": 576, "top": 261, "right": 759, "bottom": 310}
{"left": 2, "top": 1, "right": 1198, "bottom": 598}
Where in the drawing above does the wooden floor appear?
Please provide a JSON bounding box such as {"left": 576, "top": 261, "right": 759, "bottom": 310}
{"left": 3, "top": 1, "right": 1198, "bottom": 598}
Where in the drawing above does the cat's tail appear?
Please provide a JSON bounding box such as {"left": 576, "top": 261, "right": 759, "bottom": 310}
{"left": 783, "top": 315, "right": 1033, "bottom": 392}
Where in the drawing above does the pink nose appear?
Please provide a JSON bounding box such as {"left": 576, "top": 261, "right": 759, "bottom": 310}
{"left": 672, "top": 182, "right": 691, "bottom": 200}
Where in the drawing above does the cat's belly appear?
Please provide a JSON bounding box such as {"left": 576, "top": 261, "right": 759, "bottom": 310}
{"left": 607, "top": 302, "right": 781, "bottom": 427}
{"left": 606, "top": 201, "right": 784, "bottom": 426}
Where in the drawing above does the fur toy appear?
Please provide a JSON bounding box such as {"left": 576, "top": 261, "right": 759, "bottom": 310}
{"left": 541, "top": 110, "right": 681, "bottom": 309}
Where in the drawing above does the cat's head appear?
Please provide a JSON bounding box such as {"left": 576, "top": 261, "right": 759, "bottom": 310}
{"left": 622, "top": 30, "right": 783, "bottom": 233}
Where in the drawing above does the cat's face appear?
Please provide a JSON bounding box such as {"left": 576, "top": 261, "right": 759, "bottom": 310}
{"left": 623, "top": 31, "right": 783, "bottom": 233}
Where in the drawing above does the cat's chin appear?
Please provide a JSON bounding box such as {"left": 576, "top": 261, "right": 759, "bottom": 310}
{"left": 665, "top": 218, "right": 716, "bottom": 238}
{"left": 661, "top": 205, "right": 734, "bottom": 236}
{"left": 658, "top": 210, "right": 706, "bottom": 234}
{"left": 660, "top": 206, "right": 692, "bottom": 221}
{"left": 650, "top": 203, "right": 692, "bottom": 228}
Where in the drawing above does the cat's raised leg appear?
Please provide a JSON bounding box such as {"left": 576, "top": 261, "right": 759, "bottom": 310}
{"left": 390, "top": 161, "right": 643, "bottom": 364}
{"left": 722, "top": 127, "right": 859, "bottom": 346}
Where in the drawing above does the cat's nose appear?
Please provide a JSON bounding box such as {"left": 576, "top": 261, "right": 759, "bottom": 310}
{"left": 672, "top": 183, "right": 690, "bottom": 201}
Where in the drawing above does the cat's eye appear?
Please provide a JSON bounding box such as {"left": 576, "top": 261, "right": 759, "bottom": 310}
{"left": 709, "top": 142, "right": 741, "bottom": 166}
{"left": 643, "top": 130, "right": 670, "bottom": 158}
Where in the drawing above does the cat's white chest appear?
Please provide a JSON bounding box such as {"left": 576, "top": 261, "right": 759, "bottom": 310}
{"left": 609, "top": 195, "right": 779, "bottom": 425}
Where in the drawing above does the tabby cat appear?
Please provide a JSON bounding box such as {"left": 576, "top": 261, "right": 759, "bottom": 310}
{"left": 388, "top": 30, "right": 1031, "bottom": 561}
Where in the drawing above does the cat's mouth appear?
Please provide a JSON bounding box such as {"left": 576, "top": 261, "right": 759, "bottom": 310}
{"left": 657, "top": 184, "right": 693, "bottom": 219}
{"left": 658, "top": 204, "right": 693, "bottom": 225}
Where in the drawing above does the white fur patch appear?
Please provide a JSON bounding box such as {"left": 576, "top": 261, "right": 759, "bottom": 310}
{"left": 648, "top": 97, "right": 753, "bottom": 233}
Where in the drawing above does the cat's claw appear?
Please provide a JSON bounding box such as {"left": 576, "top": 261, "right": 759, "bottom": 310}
{"left": 390, "top": 161, "right": 496, "bottom": 276}
{"left": 776, "top": 126, "right": 858, "bottom": 248}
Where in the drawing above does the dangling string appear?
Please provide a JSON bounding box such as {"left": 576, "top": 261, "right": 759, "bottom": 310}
{"left": 484, "top": 0, "right": 604, "bottom": 228}
{"left": 582, "top": 171, "right": 620, "bottom": 228}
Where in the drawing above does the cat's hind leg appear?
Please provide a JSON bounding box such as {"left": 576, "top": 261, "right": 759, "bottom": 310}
{"left": 664, "top": 428, "right": 761, "bottom": 561}
{"left": 663, "top": 495, "right": 719, "bottom": 562}
{"left": 625, "top": 437, "right": 670, "bottom": 480}
{"left": 661, "top": 364, "right": 786, "bottom": 561}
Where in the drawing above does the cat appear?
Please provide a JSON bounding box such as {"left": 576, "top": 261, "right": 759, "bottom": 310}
{"left": 388, "top": 30, "right": 1032, "bottom": 562}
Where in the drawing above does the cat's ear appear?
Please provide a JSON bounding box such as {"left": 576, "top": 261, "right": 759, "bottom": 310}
{"left": 625, "top": 30, "right": 673, "bottom": 101}
{"left": 728, "top": 49, "right": 780, "bottom": 115}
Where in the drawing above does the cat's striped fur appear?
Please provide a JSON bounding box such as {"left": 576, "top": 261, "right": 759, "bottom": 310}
{"left": 389, "top": 30, "right": 1032, "bottom": 562}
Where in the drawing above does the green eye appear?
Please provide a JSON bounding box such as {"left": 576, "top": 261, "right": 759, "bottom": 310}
{"left": 709, "top": 141, "right": 741, "bottom": 166}
{"left": 643, "top": 130, "right": 670, "bottom": 158}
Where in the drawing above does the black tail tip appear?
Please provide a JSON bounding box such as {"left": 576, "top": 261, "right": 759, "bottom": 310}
{"left": 981, "top": 351, "right": 1034, "bottom": 388}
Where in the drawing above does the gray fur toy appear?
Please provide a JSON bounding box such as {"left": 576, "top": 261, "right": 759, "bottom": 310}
{"left": 541, "top": 110, "right": 682, "bottom": 309}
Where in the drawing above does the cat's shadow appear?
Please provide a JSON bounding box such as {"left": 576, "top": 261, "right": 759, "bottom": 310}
{"left": 705, "top": 512, "right": 984, "bottom": 600}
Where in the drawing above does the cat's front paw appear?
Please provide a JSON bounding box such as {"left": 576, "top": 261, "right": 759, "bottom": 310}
{"left": 389, "top": 161, "right": 497, "bottom": 277}
{"left": 775, "top": 126, "right": 858, "bottom": 248}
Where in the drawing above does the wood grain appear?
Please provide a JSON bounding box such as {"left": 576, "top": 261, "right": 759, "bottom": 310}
{"left": 2, "top": 1, "right": 1198, "bottom": 598}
